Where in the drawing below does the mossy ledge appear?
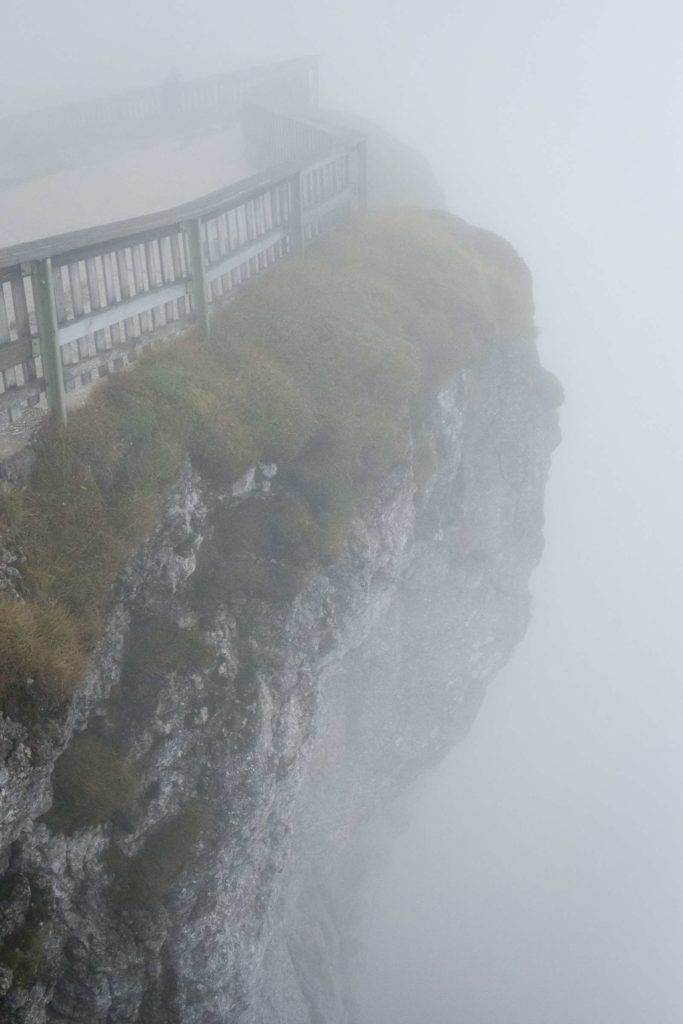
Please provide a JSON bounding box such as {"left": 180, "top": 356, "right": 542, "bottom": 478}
{"left": 0, "top": 208, "right": 535, "bottom": 723}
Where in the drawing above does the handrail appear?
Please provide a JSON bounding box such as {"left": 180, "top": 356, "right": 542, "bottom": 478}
{"left": 0, "top": 57, "right": 319, "bottom": 138}
{"left": 0, "top": 132, "right": 365, "bottom": 273}
{"left": 0, "top": 103, "right": 366, "bottom": 434}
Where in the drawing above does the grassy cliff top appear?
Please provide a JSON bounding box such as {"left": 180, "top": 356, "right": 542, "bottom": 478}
{"left": 0, "top": 208, "right": 533, "bottom": 721}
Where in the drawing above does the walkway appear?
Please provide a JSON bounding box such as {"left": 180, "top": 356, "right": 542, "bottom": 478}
{"left": 0, "top": 125, "right": 251, "bottom": 248}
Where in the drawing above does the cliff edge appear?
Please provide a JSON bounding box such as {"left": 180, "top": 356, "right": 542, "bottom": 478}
{"left": 0, "top": 209, "right": 561, "bottom": 1023}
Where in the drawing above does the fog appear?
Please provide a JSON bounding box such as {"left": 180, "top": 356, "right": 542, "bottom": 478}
{"left": 4, "top": 2, "right": 682, "bottom": 1021}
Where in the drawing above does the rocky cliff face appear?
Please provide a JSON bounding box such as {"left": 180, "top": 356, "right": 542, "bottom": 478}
{"left": 0, "top": 268, "right": 560, "bottom": 1022}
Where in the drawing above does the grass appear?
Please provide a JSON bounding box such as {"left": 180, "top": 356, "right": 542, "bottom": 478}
{"left": 0, "top": 876, "right": 50, "bottom": 989}
{"left": 41, "top": 733, "right": 141, "bottom": 833}
{"left": 124, "top": 619, "right": 215, "bottom": 678}
{"left": 0, "top": 596, "right": 86, "bottom": 719}
{"left": 0, "top": 209, "right": 534, "bottom": 720}
{"left": 110, "top": 801, "right": 211, "bottom": 908}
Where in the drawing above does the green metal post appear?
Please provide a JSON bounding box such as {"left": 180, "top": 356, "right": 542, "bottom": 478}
{"left": 185, "top": 218, "right": 210, "bottom": 338}
{"left": 31, "top": 258, "right": 66, "bottom": 425}
{"left": 289, "top": 172, "right": 305, "bottom": 258}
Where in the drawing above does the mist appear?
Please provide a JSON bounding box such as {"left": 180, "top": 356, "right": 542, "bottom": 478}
{"left": 3, "top": 1, "right": 682, "bottom": 1022}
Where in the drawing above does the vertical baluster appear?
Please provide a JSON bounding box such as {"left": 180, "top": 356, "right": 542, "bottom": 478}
{"left": 160, "top": 236, "right": 175, "bottom": 322}
{"left": 68, "top": 260, "right": 84, "bottom": 317}
{"left": 289, "top": 173, "right": 305, "bottom": 258}
{"left": 66, "top": 259, "right": 88, "bottom": 363}
{"left": 220, "top": 212, "right": 230, "bottom": 256}
{"left": 131, "top": 244, "right": 148, "bottom": 335}
{"left": 52, "top": 265, "right": 67, "bottom": 325}
{"left": 116, "top": 247, "right": 136, "bottom": 340}
{"left": 10, "top": 275, "right": 30, "bottom": 341}
{"left": 205, "top": 220, "right": 219, "bottom": 299}
{"left": 169, "top": 231, "right": 186, "bottom": 319}
{"left": 184, "top": 219, "right": 209, "bottom": 337}
{"left": 102, "top": 252, "right": 119, "bottom": 348}
{"left": 144, "top": 239, "right": 162, "bottom": 330}
{"left": 255, "top": 194, "right": 266, "bottom": 268}
{"left": 206, "top": 220, "right": 221, "bottom": 299}
{"left": 227, "top": 208, "right": 237, "bottom": 251}
{"left": 0, "top": 283, "right": 10, "bottom": 345}
{"left": 86, "top": 256, "right": 105, "bottom": 354}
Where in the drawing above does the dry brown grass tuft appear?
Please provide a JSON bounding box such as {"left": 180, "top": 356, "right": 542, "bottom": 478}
{"left": 0, "top": 597, "right": 87, "bottom": 713}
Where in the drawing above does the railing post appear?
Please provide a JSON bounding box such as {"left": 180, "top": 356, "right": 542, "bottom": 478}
{"left": 289, "top": 172, "right": 305, "bottom": 258}
{"left": 185, "top": 218, "right": 210, "bottom": 338}
{"left": 31, "top": 258, "right": 66, "bottom": 425}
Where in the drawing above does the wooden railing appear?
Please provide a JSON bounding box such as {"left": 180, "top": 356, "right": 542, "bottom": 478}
{"left": 0, "top": 58, "right": 319, "bottom": 186}
{"left": 0, "top": 109, "right": 366, "bottom": 431}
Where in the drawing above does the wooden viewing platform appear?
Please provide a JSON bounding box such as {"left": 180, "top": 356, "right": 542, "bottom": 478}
{"left": 0, "top": 59, "right": 367, "bottom": 444}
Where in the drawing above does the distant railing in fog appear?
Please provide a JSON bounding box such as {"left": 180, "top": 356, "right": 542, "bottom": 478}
{"left": 0, "top": 97, "right": 367, "bottom": 431}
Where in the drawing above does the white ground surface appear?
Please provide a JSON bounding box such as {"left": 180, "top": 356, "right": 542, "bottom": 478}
{"left": 0, "top": 126, "right": 251, "bottom": 247}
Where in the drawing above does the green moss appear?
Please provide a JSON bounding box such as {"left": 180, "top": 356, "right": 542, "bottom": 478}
{"left": 111, "top": 801, "right": 211, "bottom": 908}
{"left": 42, "top": 733, "right": 141, "bottom": 833}
{"left": 0, "top": 596, "right": 87, "bottom": 719}
{"left": 0, "top": 209, "right": 533, "bottom": 719}
{"left": 125, "top": 620, "right": 215, "bottom": 678}
{"left": 0, "top": 877, "right": 50, "bottom": 989}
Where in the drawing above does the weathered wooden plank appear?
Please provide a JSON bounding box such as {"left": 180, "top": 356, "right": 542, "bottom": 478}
{"left": 52, "top": 265, "right": 67, "bottom": 325}
{"left": 169, "top": 233, "right": 184, "bottom": 279}
{"left": 102, "top": 252, "right": 119, "bottom": 305}
{"left": 204, "top": 227, "right": 287, "bottom": 287}
{"left": 10, "top": 276, "right": 30, "bottom": 340}
{"left": 184, "top": 219, "right": 209, "bottom": 335}
{"left": 205, "top": 218, "right": 219, "bottom": 264}
{"left": 68, "top": 260, "right": 85, "bottom": 318}
{"left": 58, "top": 280, "right": 189, "bottom": 347}
{"left": 0, "top": 337, "right": 32, "bottom": 373}
{"left": 169, "top": 232, "right": 186, "bottom": 318}
{"left": 226, "top": 209, "right": 237, "bottom": 251}
{"left": 302, "top": 187, "right": 353, "bottom": 224}
{"left": 158, "top": 236, "right": 175, "bottom": 321}
{"left": 131, "top": 244, "right": 149, "bottom": 333}
{"left": 85, "top": 257, "right": 103, "bottom": 310}
{"left": 0, "top": 285, "right": 10, "bottom": 344}
{"left": 85, "top": 256, "right": 108, "bottom": 352}
{"left": 219, "top": 213, "right": 230, "bottom": 256}
{"left": 131, "top": 244, "right": 147, "bottom": 295}
{"left": 144, "top": 240, "right": 163, "bottom": 329}
{"left": 115, "top": 249, "right": 131, "bottom": 300}
{"left": 116, "top": 248, "right": 137, "bottom": 339}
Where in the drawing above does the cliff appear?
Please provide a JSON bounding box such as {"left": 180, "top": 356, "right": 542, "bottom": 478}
{"left": 0, "top": 209, "right": 561, "bottom": 1023}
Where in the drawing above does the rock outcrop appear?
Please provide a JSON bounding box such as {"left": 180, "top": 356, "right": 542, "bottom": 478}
{"left": 0, "top": 220, "right": 560, "bottom": 1024}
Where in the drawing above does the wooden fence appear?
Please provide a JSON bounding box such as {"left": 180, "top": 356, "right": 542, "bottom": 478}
{"left": 0, "top": 58, "right": 319, "bottom": 186}
{"left": 0, "top": 108, "right": 366, "bottom": 431}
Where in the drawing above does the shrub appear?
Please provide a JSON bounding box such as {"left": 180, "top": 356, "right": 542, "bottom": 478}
{"left": 112, "top": 802, "right": 211, "bottom": 908}
{"left": 0, "top": 597, "right": 86, "bottom": 716}
{"left": 124, "top": 620, "right": 214, "bottom": 678}
{"left": 0, "top": 877, "right": 50, "bottom": 989}
{"left": 43, "top": 733, "right": 141, "bottom": 832}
